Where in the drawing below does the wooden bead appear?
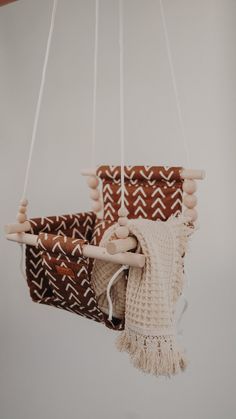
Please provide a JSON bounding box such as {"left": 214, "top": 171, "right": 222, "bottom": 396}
{"left": 116, "top": 226, "right": 129, "bottom": 239}
{"left": 183, "top": 179, "right": 197, "bottom": 194}
{"left": 183, "top": 194, "right": 197, "bottom": 209}
{"left": 17, "top": 213, "right": 27, "bottom": 223}
{"left": 20, "top": 198, "right": 28, "bottom": 207}
{"left": 118, "top": 207, "right": 128, "bottom": 217}
{"left": 18, "top": 206, "right": 27, "bottom": 214}
{"left": 184, "top": 208, "right": 198, "bottom": 222}
{"left": 90, "top": 189, "right": 100, "bottom": 200}
{"left": 92, "top": 200, "right": 102, "bottom": 213}
{"left": 87, "top": 176, "right": 99, "bottom": 189}
{"left": 118, "top": 217, "right": 128, "bottom": 226}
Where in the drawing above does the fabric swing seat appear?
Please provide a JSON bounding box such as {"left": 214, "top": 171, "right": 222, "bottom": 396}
{"left": 4, "top": 0, "right": 205, "bottom": 377}
{"left": 26, "top": 211, "right": 124, "bottom": 330}
{"left": 24, "top": 165, "right": 184, "bottom": 330}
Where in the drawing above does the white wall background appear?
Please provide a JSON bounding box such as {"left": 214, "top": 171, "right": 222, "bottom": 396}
{"left": 1, "top": 1, "right": 236, "bottom": 418}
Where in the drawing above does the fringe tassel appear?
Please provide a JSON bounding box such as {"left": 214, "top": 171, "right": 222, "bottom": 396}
{"left": 116, "top": 330, "right": 131, "bottom": 352}
{"left": 116, "top": 330, "right": 188, "bottom": 377}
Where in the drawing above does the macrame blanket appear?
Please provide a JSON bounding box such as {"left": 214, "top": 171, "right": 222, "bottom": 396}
{"left": 91, "top": 216, "right": 193, "bottom": 377}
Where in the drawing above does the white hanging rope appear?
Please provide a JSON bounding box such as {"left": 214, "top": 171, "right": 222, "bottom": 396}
{"left": 106, "top": 264, "right": 128, "bottom": 320}
{"left": 176, "top": 294, "right": 188, "bottom": 336}
{"left": 119, "top": 0, "right": 125, "bottom": 209}
{"left": 20, "top": 244, "right": 27, "bottom": 280}
{"left": 159, "top": 1, "right": 192, "bottom": 326}
{"left": 159, "top": 0, "right": 191, "bottom": 168}
{"left": 19, "top": 0, "right": 58, "bottom": 280}
{"left": 21, "top": 0, "right": 58, "bottom": 200}
{"left": 91, "top": 0, "right": 99, "bottom": 168}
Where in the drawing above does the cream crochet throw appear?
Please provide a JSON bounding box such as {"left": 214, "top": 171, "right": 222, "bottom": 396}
{"left": 91, "top": 216, "right": 193, "bottom": 377}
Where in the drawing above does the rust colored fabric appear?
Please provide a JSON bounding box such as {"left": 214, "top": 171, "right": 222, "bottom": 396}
{"left": 25, "top": 212, "right": 124, "bottom": 330}
{"left": 96, "top": 165, "right": 183, "bottom": 222}
{"left": 0, "top": 1, "right": 17, "bottom": 6}
{"left": 91, "top": 218, "right": 114, "bottom": 246}
{"left": 24, "top": 166, "right": 184, "bottom": 328}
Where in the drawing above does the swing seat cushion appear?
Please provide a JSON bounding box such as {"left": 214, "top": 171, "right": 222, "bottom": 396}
{"left": 25, "top": 212, "right": 124, "bottom": 330}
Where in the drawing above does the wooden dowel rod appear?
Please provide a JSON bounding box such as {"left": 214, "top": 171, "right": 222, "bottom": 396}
{"left": 81, "top": 168, "right": 97, "bottom": 176}
{"left": 106, "top": 237, "right": 137, "bottom": 255}
{"left": 6, "top": 233, "right": 145, "bottom": 268}
{"left": 4, "top": 221, "right": 31, "bottom": 234}
{"left": 83, "top": 244, "right": 144, "bottom": 267}
{"left": 6, "top": 232, "right": 37, "bottom": 246}
{"left": 81, "top": 168, "right": 205, "bottom": 180}
{"left": 181, "top": 169, "right": 205, "bottom": 180}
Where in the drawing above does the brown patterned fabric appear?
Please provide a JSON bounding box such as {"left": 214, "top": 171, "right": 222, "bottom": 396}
{"left": 24, "top": 166, "right": 184, "bottom": 328}
{"left": 97, "top": 166, "right": 183, "bottom": 222}
{"left": 25, "top": 212, "right": 124, "bottom": 330}
{"left": 90, "top": 218, "right": 114, "bottom": 246}
{"left": 91, "top": 166, "right": 184, "bottom": 246}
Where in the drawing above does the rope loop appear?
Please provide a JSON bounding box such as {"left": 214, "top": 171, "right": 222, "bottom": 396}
{"left": 21, "top": 0, "right": 58, "bottom": 202}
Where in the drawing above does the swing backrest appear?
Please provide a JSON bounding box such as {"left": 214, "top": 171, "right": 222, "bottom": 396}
{"left": 97, "top": 165, "right": 183, "bottom": 221}
{"left": 90, "top": 165, "right": 184, "bottom": 246}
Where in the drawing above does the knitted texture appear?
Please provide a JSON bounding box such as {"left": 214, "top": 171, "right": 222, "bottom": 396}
{"left": 91, "top": 216, "right": 193, "bottom": 377}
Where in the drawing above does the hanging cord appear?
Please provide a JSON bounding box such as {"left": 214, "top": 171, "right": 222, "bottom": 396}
{"left": 20, "top": 244, "right": 27, "bottom": 280}
{"left": 119, "top": 0, "right": 125, "bottom": 210}
{"left": 91, "top": 0, "right": 99, "bottom": 168}
{"left": 21, "top": 0, "right": 58, "bottom": 200}
{"left": 107, "top": 264, "right": 128, "bottom": 321}
{"left": 159, "top": 0, "right": 191, "bottom": 168}
{"left": 159, "top": 1, "right": 193, "bottom": 328}
{"left": 176, "top": 294, "right": 188, "bottom": 336}
{"left": 19, "top": 0, "right": 58, "bottom": 277}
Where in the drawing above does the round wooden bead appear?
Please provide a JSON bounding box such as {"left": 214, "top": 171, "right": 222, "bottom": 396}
{"left": 92, "top": 200, "right": 102, "bottom": 213}
{"left": 118, "top": 217, "right": 128, "bottom": 226}
{"left": 17, "top": 213, "right": 27, "bottom": 223}
{"left": 87, "top": 176, "right": 99, "bottom": 189}
{"left": 20, "top": 198, "right": 28, "bottom": 207}
{"left": 184, "top": 208, "right": 198, "bottom": 222}
{"left": 18, "top": 206, "right": 27, "bottom": 214}
{"left": 116, "top": 226, "right": 129, "bottom": 239}
{"left": 90, "top": 189, "right": 100, "bottom": 200}
{"left": 183, "top": 179, "right": 197, "bottom": 194}
{"left": 118, "top": 207, "right": 128, "bottom": 217}
{"left": 183, "top": 194, "right": 197, "bottom": 209}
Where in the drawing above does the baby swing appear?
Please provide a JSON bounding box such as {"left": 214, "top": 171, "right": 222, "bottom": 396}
{"left": 5, "top": 0, "right": 205, "bottom": 374}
